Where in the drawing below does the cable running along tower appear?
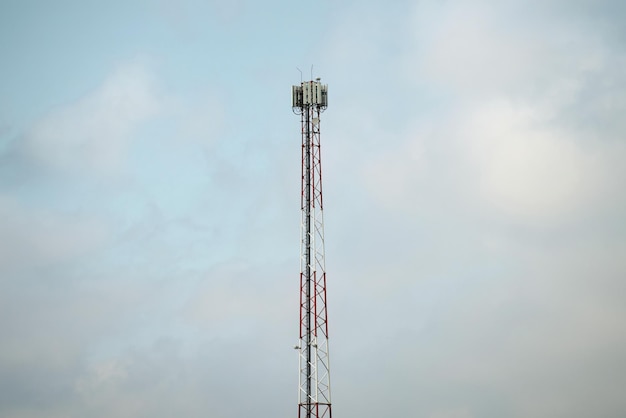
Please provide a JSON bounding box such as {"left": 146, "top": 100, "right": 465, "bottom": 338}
{"left": 292, "top": 79, "right": 331, "bottom": 418}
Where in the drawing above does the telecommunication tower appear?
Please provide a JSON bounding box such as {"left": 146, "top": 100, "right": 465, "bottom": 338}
{"left": 292, "top": 79, "right": 331, "bottom": 418}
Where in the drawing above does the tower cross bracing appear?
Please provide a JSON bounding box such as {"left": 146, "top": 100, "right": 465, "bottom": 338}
{"left": 292, "top": 79, "right": 331, "bottom": 418}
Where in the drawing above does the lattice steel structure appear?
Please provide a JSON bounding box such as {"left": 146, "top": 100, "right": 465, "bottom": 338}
{"left": 292, "top": 79, "right": 331, "bottom": 418}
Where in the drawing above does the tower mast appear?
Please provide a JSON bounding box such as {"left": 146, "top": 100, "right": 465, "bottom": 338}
{"left": 292, "top": 79, "right": 331, "bottom": 418}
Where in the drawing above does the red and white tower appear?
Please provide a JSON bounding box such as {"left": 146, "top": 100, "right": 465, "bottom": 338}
{"left": 292, "top": 79, "right": 331, "bottom": 418}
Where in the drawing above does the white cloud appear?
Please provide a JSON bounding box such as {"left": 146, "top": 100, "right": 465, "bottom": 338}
{"left": 411, "top": 1, "right": 607, "bottom": 99}
{"left": 463, "top": 100, "right": 611, "bottom": 221}
{"left": 360, "top": 0, "right": 626, "bottom": 224}
{"left": 22, "top": 62, "right": 161, "bottom": 176}
{"left": 364, "top": 100, "right": 624, "bottom": 223}
{"left": 320, "top": 2, "right": 626, "bottom": 417}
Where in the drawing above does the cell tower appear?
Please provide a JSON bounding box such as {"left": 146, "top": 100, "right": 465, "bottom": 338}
{"left": 292, "top": 79, "right": 331, "bottom": 418}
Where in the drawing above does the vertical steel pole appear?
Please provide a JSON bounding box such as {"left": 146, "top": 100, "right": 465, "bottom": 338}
{"left": 304, "top": 103, "right": 312, "bottom": 418}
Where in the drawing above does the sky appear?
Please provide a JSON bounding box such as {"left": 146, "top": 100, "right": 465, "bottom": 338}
{"left": 0, "top": 0, "right": 625, "bottom": 417}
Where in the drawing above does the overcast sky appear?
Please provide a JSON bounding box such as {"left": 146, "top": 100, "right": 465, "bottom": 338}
{"left": 1, "top": 0, "right": 625, "bottom": 417}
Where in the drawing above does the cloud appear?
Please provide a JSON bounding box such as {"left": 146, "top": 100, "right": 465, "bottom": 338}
{"left": 461, "top": 100, "right": 620, "bottom": 221}
{"left": 184, "top": 260, "right": 292, "bottom": 331}
{"left": 1, "top": 1, "right": 625, "bottom": 417}
{"left": 20, "top": 62, "right": 161, "bottom": 176}
{"left": 0, "top": 195, "right": 109, "bottom": 270}
{"left": 170, "top": 92, "right": 224, "bottom": 146}
{"left": 319, "top": 1, "right": 626, "bottom": 417}
{"left": 364, "top": 97, "right": 625, "bottom": 224}
{"left": 429, "top": 408, "right": 473, "bottom": 418}
{"left": 359, "top": 0, "right": 626, "bottom": 224}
